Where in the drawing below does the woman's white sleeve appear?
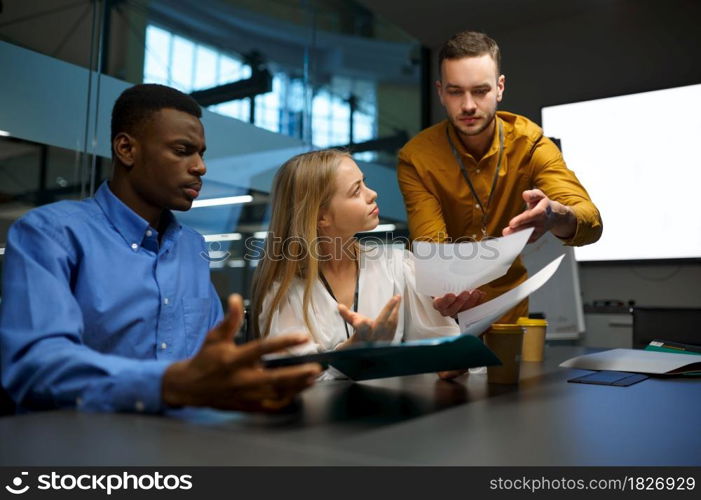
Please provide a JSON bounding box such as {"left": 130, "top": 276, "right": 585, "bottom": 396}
{"left": 259, "top": 286, "right": 321, "bottom": 356}
{"left": 401, "top": 250, "right": 461, "bottom": 340}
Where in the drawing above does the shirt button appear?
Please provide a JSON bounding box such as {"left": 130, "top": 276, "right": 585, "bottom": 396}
{"left": 131, "top": 243, "right": 138, "bottom": 250}
{"left": 146, "top": 230, "right": 153, "bottom": 237}
{"left": 475, "top": 203, "right": 480, "bottom": 209}
{"left": 163, "top": 298, "right": 169, "bottom": 305}
{"left": 160, "top": 342, "right": 167, "bottom": 350}
{"left": 134, "top": 400, "right": 145, "bottom": 412}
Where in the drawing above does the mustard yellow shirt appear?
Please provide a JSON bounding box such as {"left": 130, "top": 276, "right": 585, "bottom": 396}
{"left": 397, "top": 111, "right": 602, "bottom": 323}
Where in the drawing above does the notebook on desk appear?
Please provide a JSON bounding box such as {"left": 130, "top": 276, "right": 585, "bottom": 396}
{"left": 263, "top": 333, "right": 501, "bottom": 381}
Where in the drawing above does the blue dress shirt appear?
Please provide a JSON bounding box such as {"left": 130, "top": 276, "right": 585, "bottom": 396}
{"left": 0, "top": 182, "right": 223, "bottom": 413}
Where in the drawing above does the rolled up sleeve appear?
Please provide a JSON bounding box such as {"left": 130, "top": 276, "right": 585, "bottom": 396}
{"left": 530, "top": 137, "right": 603, "bottom": 246}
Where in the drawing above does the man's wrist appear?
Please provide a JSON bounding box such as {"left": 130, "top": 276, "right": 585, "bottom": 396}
{"left": 161, "top": 360, "right": 191, "bottom": 408}
{"left": 550, "top": 203, "right": 577, "bottom": 239}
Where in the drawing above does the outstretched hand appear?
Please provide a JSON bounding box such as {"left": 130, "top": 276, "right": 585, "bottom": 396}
{"left": 502, "top": 189, "right": 576, "bottom": 242}
{"left": 337, "top": 295, "right": 401, "bottom": 347}
{"left": 162, "top": 294, "right": 322, "bottom": 412}
{"left": 433, "top": 289, "right": 485, "bottom": 317}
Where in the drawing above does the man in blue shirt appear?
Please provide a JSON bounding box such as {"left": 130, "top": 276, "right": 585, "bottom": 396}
{"left": 0, "top": 84, "right": 320, "bottom": 413}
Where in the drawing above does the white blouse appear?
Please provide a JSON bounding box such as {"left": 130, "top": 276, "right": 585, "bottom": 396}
{"left": 259, "top": 245, "right": 460, "bottom": 358}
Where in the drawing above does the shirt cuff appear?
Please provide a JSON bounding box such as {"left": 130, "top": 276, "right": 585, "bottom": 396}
{"left": 78, "top": 360, "right": 173, "bottom": 414}
{"left": 556, "top": 204, "right": 586, "bottom": 246}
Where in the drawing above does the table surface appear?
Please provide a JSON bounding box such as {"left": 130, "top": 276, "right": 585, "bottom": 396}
{"left": 1, "top": 346, "right": 699, "bottom": 466}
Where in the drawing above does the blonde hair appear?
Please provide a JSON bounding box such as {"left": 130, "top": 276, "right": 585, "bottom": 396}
{"left": 250, "top": 149, "right": 352, "bottom": 339}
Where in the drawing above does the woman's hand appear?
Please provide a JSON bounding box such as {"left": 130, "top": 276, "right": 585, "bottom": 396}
{"left": 337, "top": 295, "right": 401, "bottom": 347}
{"left": 433, "top": 289, "right": 485, "bottom": 317}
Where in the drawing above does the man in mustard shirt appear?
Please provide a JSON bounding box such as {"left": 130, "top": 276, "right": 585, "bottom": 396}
{"left": 397, "top": 31, "right": 602, "bottom": 323}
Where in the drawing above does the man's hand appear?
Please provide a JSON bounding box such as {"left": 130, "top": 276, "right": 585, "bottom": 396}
{"left": 502, "top": 189, "right": 576, "bottom": 242}
{"left": 433, "top": 290, "right": 484, "bottom": 378}
{"left": 433, "top": 289, "right": 485, "bottom": 317}
{"left": 162, "top": 294, "right": 321, "bottom": 412}
{"left": 337, "top": 295, "right": 401, "bottom": 348}
{"left": 437, "top": 369, "right": 469, "bottom": 380}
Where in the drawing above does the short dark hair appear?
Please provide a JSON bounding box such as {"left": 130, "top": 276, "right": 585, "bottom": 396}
{"left": 438, "top": 31, "right": 501, "bottom": 76}
{"left": 110, "top": 83, "right": 202, "bottom": 146}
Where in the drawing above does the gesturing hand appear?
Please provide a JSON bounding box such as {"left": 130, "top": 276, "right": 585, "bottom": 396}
{"left": 433, "top": 289, "right": 485, "bottom": 317}
{"left": 162, "top": 294, "right": 321, "bottom": 412}
{"left": 502, "top": 189, "right": 575, "bottom": 242}
{"left": 337, "top": 295, "right": 401, "bottom": 347}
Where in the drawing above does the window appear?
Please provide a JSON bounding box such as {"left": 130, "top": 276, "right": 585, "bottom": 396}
{"left": 311, "top": 77, "right": 376, "bottom": 160}
{"left": 143, "top": 25, "right": 377, "bottom": 156}
{"left": 144, "top": 25, "right": 251, "bottom": 122}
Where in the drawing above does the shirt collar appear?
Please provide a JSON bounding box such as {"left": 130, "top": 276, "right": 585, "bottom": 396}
{"left": 94, "top": 182, "right": 181, "bottom": 250}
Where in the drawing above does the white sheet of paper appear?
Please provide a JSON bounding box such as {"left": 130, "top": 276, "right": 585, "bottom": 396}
{"left": 559, "top": 349, "right": 701, "bottom": 374}
{"left": 413, "top": 228, "right": 534, "bottom": 297}
{"left": 457, "top": 254, "right": 565, "bottom": 336}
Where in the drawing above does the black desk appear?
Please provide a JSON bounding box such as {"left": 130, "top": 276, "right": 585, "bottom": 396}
{"left": 1, "top": 346, "right": 699, "bottom": 466}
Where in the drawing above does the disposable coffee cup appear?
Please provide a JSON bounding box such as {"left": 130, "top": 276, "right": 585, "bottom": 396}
{"left": 517, "top": 317, "right": 548, "bottom": 362}
{"left": 484, "top": 324, "right": 524, "bottom": 384}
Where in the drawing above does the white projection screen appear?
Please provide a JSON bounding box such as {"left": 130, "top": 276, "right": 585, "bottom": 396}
{"left": 542, "top": 84, "right": 701, "bottom": 262}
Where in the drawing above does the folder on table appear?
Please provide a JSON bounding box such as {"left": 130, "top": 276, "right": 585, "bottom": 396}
{"left": 263, "top": 333, "right": 501, "bottom": 381}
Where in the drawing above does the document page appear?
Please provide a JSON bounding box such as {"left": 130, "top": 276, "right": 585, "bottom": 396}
{"left": 413, "top": 228, "right": 533, "bottom": 296}
{"left": 457, "top": 255, "right": 565, "bottom": 336}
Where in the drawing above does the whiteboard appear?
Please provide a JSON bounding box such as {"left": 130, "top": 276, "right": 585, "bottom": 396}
{"left": 521, "top": 233, "right": 585, "bottom": 340}
{"left": 542, "top": 83, "right": 701, "bottom": 261}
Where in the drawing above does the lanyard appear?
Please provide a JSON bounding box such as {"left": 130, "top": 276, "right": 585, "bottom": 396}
{"left": 319, "top": 264, "right": 359, "bottom": 339}
{"left": 446, "top": 120, "right": 505, "bottom": 238}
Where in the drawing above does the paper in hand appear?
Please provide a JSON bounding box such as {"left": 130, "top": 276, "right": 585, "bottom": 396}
{"left": 413, "top": 228, "right": 534, "bottom": 297}
{"left": 457, "top": 254, "right": 565, "bottom": 336}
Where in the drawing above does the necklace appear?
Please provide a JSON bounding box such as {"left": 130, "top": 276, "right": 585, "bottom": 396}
{"left": 318, "top": 261, "right": 359, "bottom": 339}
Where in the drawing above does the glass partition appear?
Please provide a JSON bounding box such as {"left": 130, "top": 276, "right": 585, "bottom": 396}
{"left": 0, "top": 0, "right": 424, "bottom": 304}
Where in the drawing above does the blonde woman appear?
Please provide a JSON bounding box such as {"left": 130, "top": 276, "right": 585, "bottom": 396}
{"left": 250, "top": 149, "right": 483, "bottom": 377}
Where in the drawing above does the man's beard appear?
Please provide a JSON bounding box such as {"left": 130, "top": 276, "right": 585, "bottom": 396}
{"left": 453, "top": 109, "right": 496, "bottom": 137}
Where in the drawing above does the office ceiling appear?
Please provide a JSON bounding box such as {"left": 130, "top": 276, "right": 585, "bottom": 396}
{"left": 357, "top": 0, "right": 619, "bottom": 47}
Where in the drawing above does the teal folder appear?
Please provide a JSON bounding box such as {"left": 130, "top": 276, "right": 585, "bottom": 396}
{"left": 263, "top": 333, "right": 501, "bottom": 381}
{"left": 644, "top": 339, "right": 701, "bottom": 356}
{"left": 644, "top": 339, "right": 701, "bottom": 376}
